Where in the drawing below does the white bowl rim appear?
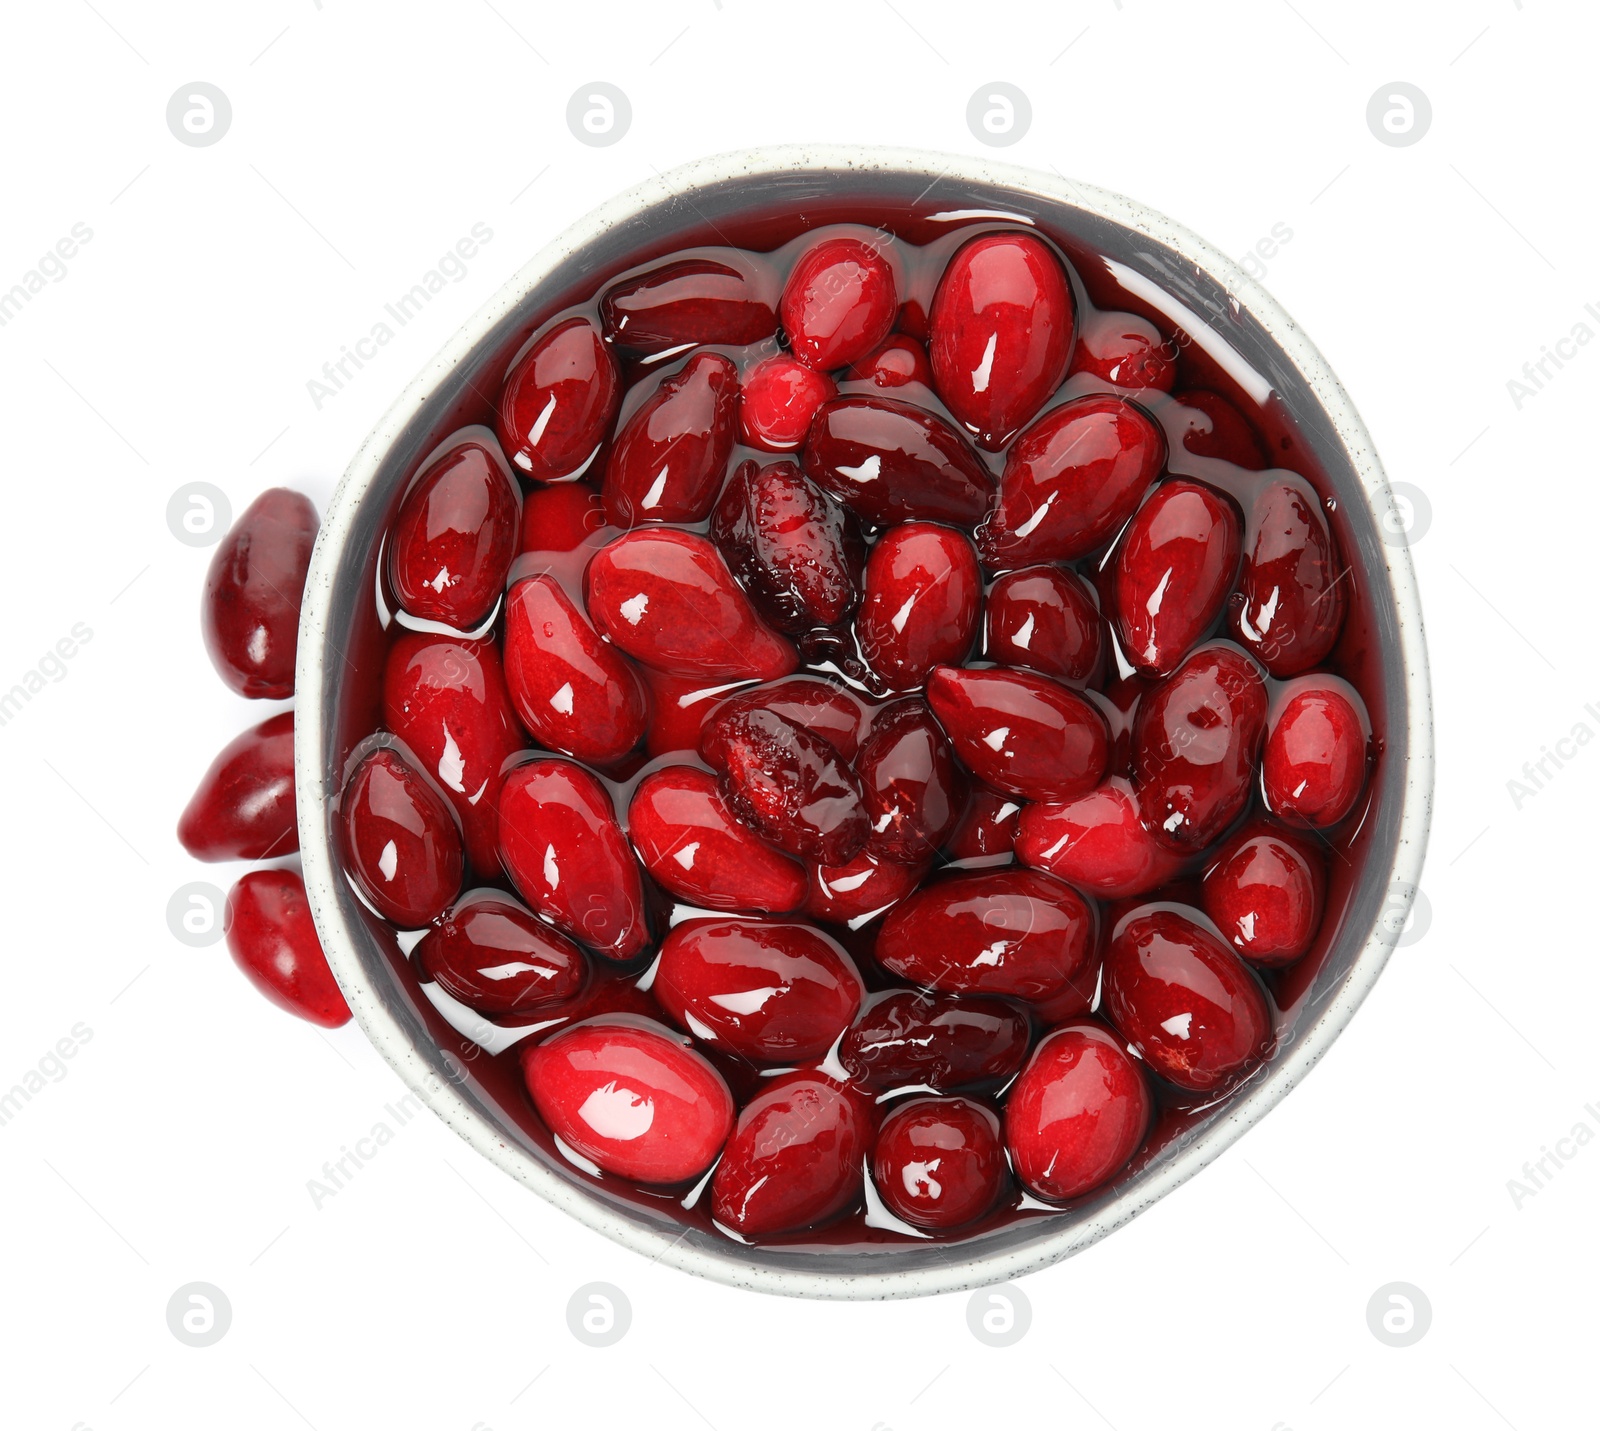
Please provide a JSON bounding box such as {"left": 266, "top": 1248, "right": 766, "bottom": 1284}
{"left": 295, "top": 143, "right": 1435, "bottom": 1301}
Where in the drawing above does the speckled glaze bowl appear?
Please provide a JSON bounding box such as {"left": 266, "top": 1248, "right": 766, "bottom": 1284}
{"left": 295, "top": 146, "right": 1433, "bottom": 1300}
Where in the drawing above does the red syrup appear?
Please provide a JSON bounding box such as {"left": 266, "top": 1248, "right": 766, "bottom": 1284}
{"left": 325, "top": 202, "right": 1387, "bottom": 1253}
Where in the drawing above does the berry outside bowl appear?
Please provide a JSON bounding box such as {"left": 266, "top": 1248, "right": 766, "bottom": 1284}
{"left": 295, "top": 145, "right": 1433, "bottom": 1300}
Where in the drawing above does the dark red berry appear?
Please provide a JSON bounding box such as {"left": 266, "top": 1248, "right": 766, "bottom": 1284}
{"left": 497, "top": 317, "right": 620, "bottom": 482}
{"left": 873, "top": 1096, "right": 1005, "bottom": 1229}
{"left": 177, "top": 712, "right": 298, "bottom": 862}
{"left": 845, "top": 335, "right": 932, "bottom": 389}
{"left": 340, "top": 747, "right": 463, "bottom": 927}
{"left": 1229, "top": 477, "right": 1346, "bottom": 676}
{"left": 856, "top": 700, "right": 965, "bottom": 864}
{"left": 1201, "top": 820, "right": 1325, "bottom": 967}
{"left": 1171, "top": 389, "right": 1267, "bottom": 468}
{"left": 982, "top": 564, "right": 1105, "bottom": 686}
{"left": 1068, "top": 308, "right": 1175, "bottom": 391}
{"left": 1261, "top": 681, "right": 1369, "bottom": 828}
{"left": 1014, "top": 777, "right": 1186, "bottom": 900}
{"left": 417, "top": 893, "right": 589, "bottom": 1017}
{"left": 738, "top": 355, "right": 836, "bottom": 451}
{"left": 224, "top": 869, "right": 350, "bottom": 1028}
{"left": 780, "top": 236, "right": 899, "bottom": 370}
{"left": 856, "top": 523, "right": 981, "bottom": 690}
{"left": 600, "top": 252, "right": 778, "bottom": 353}
{"left": 839, "top": 989, "right": 1028, "bottom": 1093}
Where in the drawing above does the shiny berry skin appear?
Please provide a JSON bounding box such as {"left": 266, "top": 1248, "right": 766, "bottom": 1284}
{"left": 1102, "top": 909, "right": 1273, "bottom": 1092}
{"left": 503, "top": 575, "right": 648, "bottom": 765}
{"left": 382, "top": 633, "right": 526, "bottom": 875}
{"left": 417, "top": 893, "right": 589, "bottom": 1017}
{"left": 701, "top": 676, "right": 865, "bottom": 765}
{"left": 600, "top": 252, "right": 778, "bottom": 353}
{"left": 780, "top": 236, "right": 899, "bottom": 371}
{"left": 602, "top": 351, "right": 739, "bottom": 527}
{"left": 710, "top": 459, "right": 865, "bottom": 634}
{"left": 640, "top": 669, "right": 742, "bottom": 758}
{"left": 520, "top": 481, "right": 607, "bottom": 555}
{"left": 1113, "top": 479, "right": 1243, "bottom": 677}
{"left": 703, "top": 706, "right": 869, "bottom": 864}
{"left": 943, "top": 785, "right": 1023, "bottom": 866}
{"left": 738, "top": 356, "right": 836, "bottom": 451}
{"left": 497, "top": 759, "right": 650, "bottom": 961}
{"left": 496, "top": 317, "right": 620, "bottom": 481}
{"left": 1132, "top": 643, "right": 1268, "bottom": 851}
{"left": 523, "top": 1019, "right": 734, "bottom": 1184}
{"left": 1005, "top": 1020, "right": 1151, "bottom": 1202}
{"left": 202, "top": 488, "right": 318, "bottom": 699}
{"left": 388, "top": 441, "right": 520, "bottom": 630}
{"left": 177, "top": 712, "right": 298, "bottom": 862}
{"left": 654, "top": 917, "right": 864, "bottom": 1062}
{"left": 710, "top": 1073, "right": 870, "bottom": 1236}
{"left": 926, "top": 665, "right": 1109, "bottom": 803}
{"left": 839, "top": 989, "right": 1028, "bottom": 1092}
{"left": 628, "top": 766, "right": 807, "bottom": 914}
{"left": 1261, "top": 682, "right": 1369, "bottom": 828}
{"left": 1201, "top": 821, "right": 1325, "bottom": 966}
{"left": 856, "top": 523, "right": 981, "bottom": 690}
{"left": 1172, "top": 388, "right": 1267, "bottom": 469}
{"left": 929, "top": 232, "right": 1075, "bottom": 450}
{"left": 977, "top": 395, "right": 1166, "bottom": 567}
{"left": 1069, "top": 308, "right": 1175, "bottom": 391}
{"left": 803, "top": 848, "right": 927, "bottom": 929}
{"left": 802, "top": 396, "right": 993, "bottom": 527}
{"left": 585, "top": 528, "right": 798, "bottom": 681}
{"left": 845, "top": 334, "right": 933, "bottom": 389}
{"left": 857, "top": 700, "right": 966, "bottom": 864}
{"left": 983, "top": 565, "right": 1105, "bottom": 686}
{"left": 528, "top": 967, "right": 668, "bottom": 1042}
{"left": 340, "top": 747, "right": 463, "bottom": 927}
{"left": 224, "top": 869, "right": 350, "bottom": 1028}
{"left": 1015, "top": 777, "right": 1186, "bottom": 900}
{"left": 873, "top": 1096, "right": 1005, "bottom": 1230}
{"left": 1229, "top": 477, "right": 1345, "bottom": 677}
{"left": 876, "top": 868, "right": 1095, "bottom": 1002}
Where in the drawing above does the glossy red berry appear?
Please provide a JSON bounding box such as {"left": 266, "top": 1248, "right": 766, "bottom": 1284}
{"left": 710, "top": 459, "right": 864, "bottom": 634}
{"left": 1171, "top": 389, "right": 1267, "bottom": 469}
{"left": 600, "top": 251, "right": 779, "bottom": 353}
{"left": 1102, "top": 909, "right": 1273, "bottom": 1092}
{"left": 1069, "top": 308, "right": 1175, "bottom": 391}
{"left": 382, "top": 633, "right": 526, "bottom": 875}
{"left": 1201, "top": 821, "right": 1325, "bottom": 966}
{"left": 503, "top": 575, "right": 648, "bottom": 766}
{"left": 1261, "top": 681, "right": 1369, "bottom": 828}
{"left": 585, "top": 529, "right": 798, "bottom": 681}
{"left": 602, "top": 351, "right": 739, "bottom": 527}
{"left": 926, "top": 665, "right": 1109, "bottom": 802}
{"left": 388, "top": 440, "right": 520, "bottom": 630}
{"left": 202, "top": 488, "right": 318, "bottom": 699}
{"left": 803, "top": 847, "right": 928, "bottom": 930}
{"left": 417, "top": 893, "right": 589, "bottom": 1017}
{"left": 839, "top": 989, "right": 1028, "bottom": 1092}
{"left": 780, "top": 236, "right": 899, "bottom": 371}
{"left": 929, "top": 232, "right": 1075, "bottom": 449}
{"left": 856, "top": 523, "right": 981, "bottom": 690}
{"left": 224, "top": 869, "right": 350, "bottom": 1028}
{"left": 177, "top": 712, "right": 298, "bottom": 862}
{"left": 519, "top": 481, "right": 608, "bottom": 555}
{"left": 802, "top": 396, "right": 993, "bottom": 527}
{"left": 942, "top": 784, "right": 1023, "bottom": 867}
{"left": 856, "top": 700, "right": 966, "bottom": 864}
{"left": 340, "top": 747, "right": 463, "bottom": 926}
{"left": 1014, "top": 777, "right": 1186, "bottom": 900}
{"left": 873, "top": 1096, "right": 1005, "bottom": 1230}
{"left": 710, "top": 1073, "right": 870, "bottom": 1236}
{"left": 982, "top": 565, "right": 1105, "bottom": 686}
{"left": 1113, "top": 480, "right": 1242, "bottom": 676}
{"left": 523, "top": 1019, "right": 734, "bottom": 1183}
{"left": 876, "top": 868, "right": 1095, "bottom": 1002}
{"left": 628, "top": 766, "right": 807, "bottom": 914}
{"left": 1132, "top": 643, "right": 1268, "bottom": 851}
{"left": 738, "top": 355, "right": 836, "bottom": 451}
{"left": 1005, "top": 1020, "right": 1151, "bottom": 1201}
{"left": 497, "top": 316, "right": 620, "bottom": 481}
{"left": 703, "top": 706, "right": 869, "bottom": 864}
{"left": 1229, "top": 477, "right": 1345, "bottom": 676}
{"left": 654, "top": 917, "right": 864, "bottom": 1063}
{"left": 497, "top": 759, "right": 650, "bottom": 961}
{"left": 977, "top": 394, "right": 1165, "bottom": 567}
{"left": 846, "top": 334, "right": 932, "bottom": 389}
{"left": 700, "top": 676, "right": 865, "bottom": 765}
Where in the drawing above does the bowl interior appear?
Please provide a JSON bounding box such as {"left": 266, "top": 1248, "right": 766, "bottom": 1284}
{"left": 298, "top": 151, "right": 1426, "bottom": 1298}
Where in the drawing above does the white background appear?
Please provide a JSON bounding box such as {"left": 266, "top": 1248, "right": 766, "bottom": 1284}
{"left": 1, "top": 1, "right": 1593, "bottom": 1427}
